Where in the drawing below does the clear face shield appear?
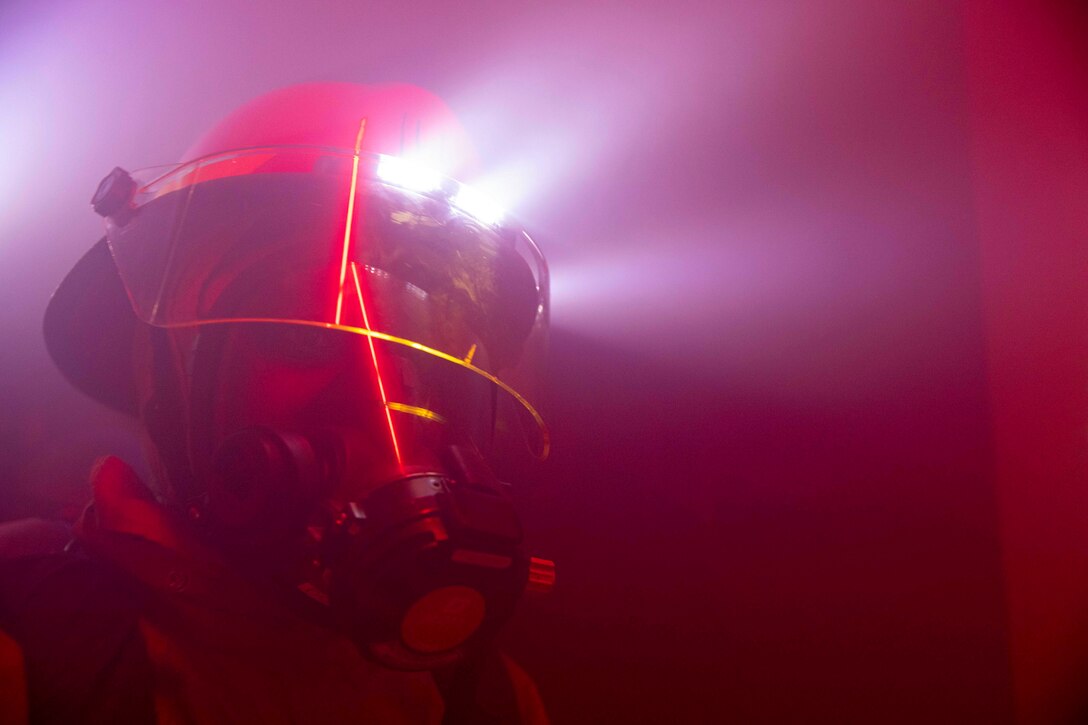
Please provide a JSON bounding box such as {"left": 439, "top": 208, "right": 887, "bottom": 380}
{"left": 106, "top": 147, "right": 548, "bottom": 488}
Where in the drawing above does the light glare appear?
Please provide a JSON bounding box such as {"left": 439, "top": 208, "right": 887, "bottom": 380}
{"left": 376, "top": 154, "right": 442, "bottom": 193}
{"left": 451, "top": 184, "right": 505, "bottom": 226}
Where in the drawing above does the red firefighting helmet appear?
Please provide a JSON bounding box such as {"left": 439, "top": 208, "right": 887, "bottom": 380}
{"left": 44, "top": 82, "right": 549, "bottom": 479}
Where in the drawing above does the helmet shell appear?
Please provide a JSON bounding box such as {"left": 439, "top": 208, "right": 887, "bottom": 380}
{"left": 185, "top": 82, "right": 480, "bottom": 178}
{"left": 45, "top": 82, "right": 481, "bottom": 415}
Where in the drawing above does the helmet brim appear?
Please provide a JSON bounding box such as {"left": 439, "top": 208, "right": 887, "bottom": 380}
{"left": 43, "top": 237, "right": 138, "bottom": 415}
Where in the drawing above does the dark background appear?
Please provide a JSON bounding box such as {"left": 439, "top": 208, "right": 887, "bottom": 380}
{"left": 2, "top": 1, "right": 1088, "bottom": 722}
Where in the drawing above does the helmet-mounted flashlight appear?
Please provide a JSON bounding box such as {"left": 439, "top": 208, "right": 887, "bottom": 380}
{"left": 91, "top": 167, "right": 136, "bottom": 220}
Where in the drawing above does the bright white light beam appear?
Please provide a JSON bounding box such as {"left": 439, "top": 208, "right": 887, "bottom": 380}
{"left": 451, "top": 183, "right": 505, "bottom": 226}
{"left": 376, "top": 154, "right": 442, "bottom": 193}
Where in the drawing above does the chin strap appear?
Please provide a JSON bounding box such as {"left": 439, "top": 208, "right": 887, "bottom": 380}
{"left": 142, "top": 326, "right": 202, "bottom": 509}
{"left": 74, "top": 456, "right": 239, "bottom": 606}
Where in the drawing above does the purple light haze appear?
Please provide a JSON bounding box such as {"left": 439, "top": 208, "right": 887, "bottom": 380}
{"left": 3, "top": 1, "right": 1088, "bottom": 723}
{"left": 0, "top": 0, "right": 790, "bottom": 375}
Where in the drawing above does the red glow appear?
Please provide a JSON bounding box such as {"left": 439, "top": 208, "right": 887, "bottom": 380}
{"left": 335, "top": 116, "right": 401, "bottom": 470}
{"left": 351, "top": 261, "right": 402, "bottom": 471}
{"left": 334, "top": 119, "right": 368, "bottom": 325}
